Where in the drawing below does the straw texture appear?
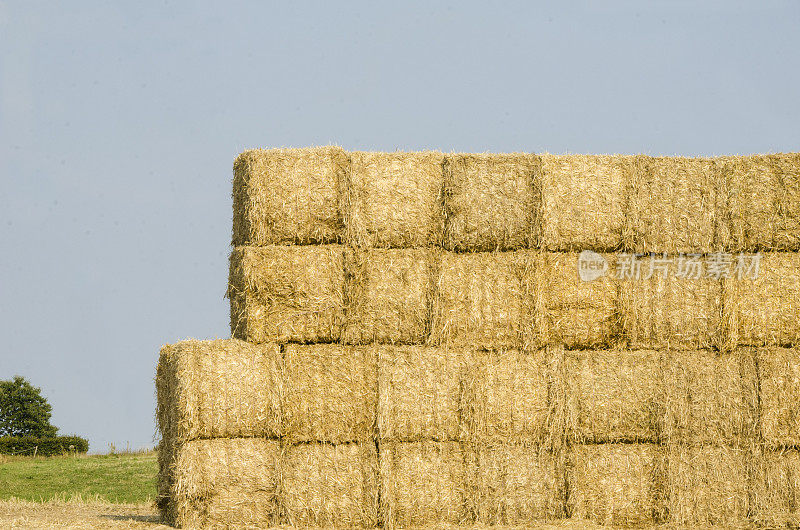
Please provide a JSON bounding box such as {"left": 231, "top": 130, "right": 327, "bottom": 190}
{"left": 443, "top": 153, "right": 540, "bottom": 252}
{"left": 723, "top": 252, "right": 800, "bottom": 348}
{"left": 343, "top": 248, "right": 435, "bottom": 345}
{"left": 346, "top": 151, "right": 444, "bottom": 248}
{"left": 540, "top": 154, "right": 632, "bottom": 252}
{"left": 283, "top": 343, "right": 377, "bottom": 444}
{"left": 567, "top": 443, "right": 667, "bottom": 527}
{"left": 156, "top": 339, "right": 282, "bottom": 444}
{"left": 430, "top": 250, "right": 534, "bottom": 350}
{"left": 758, "top": 347, "right": 800, "bottom": 447}
{"left": 228, "top": 245, "right": 345, "bottom": 344}
{"left": 565, "top": 350, "right": 663, "bottom": 444}
{"left": 232, "top": 146, "right": 347, "bottom": 246}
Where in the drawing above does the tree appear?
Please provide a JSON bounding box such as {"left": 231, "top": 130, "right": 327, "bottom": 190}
{"left": 0, "top": 376, "right": 58, "bottom": 437}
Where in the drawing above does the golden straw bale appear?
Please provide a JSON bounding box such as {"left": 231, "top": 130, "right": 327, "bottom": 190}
{"left": 379, "top": 441, "right": 468, "bottom": 527}
{"left": 618, "top": 254, "right": 724, "bottom": 350}
{"left": 283, "top": 344, "right": 377, "bottom": 444}
{"left": 624, "top": 156, "right": 722, "bottom": 253}
{"left": 565, "top": 350, "right": 663, "bottom": 444}
{"left": 461, "top": 349, "right": 551, "bottom": 445}
{"left": 758, "top": 347, "right": 800, "bottom": 447}
{"left": 430, "top": 250, "right": 533, "bottom": 350}
{"left": 723, "top": 252, "right": 800, "bottom": 348}
{"left": 162, "top": 438, "right": 281, "bottom": 529}
{"left": 540, "top": 154, "right": 633, "bottom": 252}
{"left": 282, "top": 442, "right": 379, "bottom": 528}
{"left": 529, "top": 252, "right": 621, "bottom": 349}
{"left": 752, "top": 449, "right": 800, "bottom": 528}
{"left": 443, "top": 153, "right": 540, "bottom": 252}
{"left": 343, "top": 247, "right": 435, "bottom": 345}
{"left": 378, "top": 345, "right": 462, "bottom": 441}
{"left": 232, "top": 146, "right": 347, "bottom": 246}
{"left": 467, "top": 442, "right": 563, "bottom": 525}
{"left": 664, "top": 349, "right": 758, "bottom": 446}
{"left": 666, "top": 445, "right": 749, "bottom": 527}
{"left": 721, "top": 153, "right": 800, "bottom": 251}
{"left": 567, "top": 443, "right": 667, "bottom": 527}
{"left": 346, "top": 151, "right": 444, "bottom": 248}
{"left": 228, "top": 245, "right": 345, "bottom": 343}
{"left": 156, "top": 339, "right": 282, "bottom": 445}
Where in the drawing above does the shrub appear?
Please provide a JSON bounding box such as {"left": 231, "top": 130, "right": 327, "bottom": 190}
{"left": 0, "top": 435, "right": 89, "bottom": 456}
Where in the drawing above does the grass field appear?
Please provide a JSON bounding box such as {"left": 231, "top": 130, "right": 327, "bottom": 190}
{"left": 0, "top": 450, "right": 157, "bottom": 504}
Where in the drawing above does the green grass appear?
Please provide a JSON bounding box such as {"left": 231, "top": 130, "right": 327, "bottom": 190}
{"left": 0, "top": 451, "right": 157, "bottom": 504}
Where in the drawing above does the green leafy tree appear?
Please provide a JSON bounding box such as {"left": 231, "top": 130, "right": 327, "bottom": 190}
{"left": 0, "top": 376, "right": 58, "bottom": 437}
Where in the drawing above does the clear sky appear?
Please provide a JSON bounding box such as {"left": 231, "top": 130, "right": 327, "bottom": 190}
{"left": 1, "top": 1, "right": 798, "bottom": 452}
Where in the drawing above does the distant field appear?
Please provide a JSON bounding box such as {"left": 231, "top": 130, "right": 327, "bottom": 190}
{"left": 0, "top": 451, "right": 157, "bottom": 504}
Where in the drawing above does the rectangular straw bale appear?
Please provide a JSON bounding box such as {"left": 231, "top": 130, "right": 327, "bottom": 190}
{"left": 161, "top": 438, "right": 281, "bottom": 529}
{"left": 378, "top": 345, "right": 462, "bottom": 441}
{"left": 430, "top": 250, "right": 533, "bottom": 350}
{"left": 723, "top": 252, "right": 800, "bottom": 348}
{"left": 468, "top": 442, "right": 563, "bottom": 524}
{"left": 619, "top": 254, "right": 723, "bottom": 350}
{"left": 228, "top": 245, "right": 345, "bottom": 343}
{"left": 758, "top": 347, "right": 800, "bottom": 447}
{"left": 156, "top": 339, "right": 282, "bottom": 444}
{"left": 540, "top": 154, "right": 632, "bottom": 252}
{"left": 530, "top": 252, "right": 621, "bottom": 349}
{"left": 624, "top": 156, "right": 722, "bottom": 253}
{"left": 721, "top": 153, "right": 800, "bottom": 251}
{"left": 232, "top": 146, "right": 347, "bottom": 245}
{"left": 752, "top": 449, "right": 800, "bottom": 528}
{"left": 565, "top": 350, "right": 663, "bottom": 444}
{"left": 346, "top": 151, "right": 444, "bottom": 248}
{"left": 567, "top": 443, "right": 667, "bottom": 527}
{"left": 664, "top": 349, "right": 758, "bottom": 445}
{"left": 282, "top": 442, "right": 379, "bottom": 528}
{"left": 666, "top": 445, "right": 749, "bottom": 527}
{"left": 461, "top": 349, "right": 551, "bottom": 445}
{"left": 443, "top": 153, "right": 540, "bottom": 252}
{"left": 283, "top": 344, "right": 377, "bottom": 444}
{"left": 342, "top": 247, "right": 435, "bottom": 344}
{"left": 379, "top": 440, "right": 468, "bottom": 527}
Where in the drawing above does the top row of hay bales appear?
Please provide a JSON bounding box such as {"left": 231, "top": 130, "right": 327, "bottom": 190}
{"left": 233, "top": 147, "right": 800, "bottom": 252}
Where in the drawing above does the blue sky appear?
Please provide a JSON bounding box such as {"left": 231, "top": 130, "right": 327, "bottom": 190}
{"left": 1, "top": 1, "right": 798, "bottom": 451}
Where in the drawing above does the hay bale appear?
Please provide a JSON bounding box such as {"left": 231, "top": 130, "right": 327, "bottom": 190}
{"left": 282, "top": 442, "right": 379, "bottom": 528}
{"left": 624, "top": 156, "right": 722, "bottom": 253}
{"left": 721, "top": 153, "right": 800, "bottom": 251}
{"left": 752, "top": 449, "right": 800, "bottom": 528}
{"left": 567, "top": 443, "right": 666, "bottom": 527}
{"left": 540, "top": 154, "right": 632, "bottom": 252}
{"left": 228, "top": 245, "right": 345, "bottom": 344}
{"left": 565, "top": 350, "right": 663, "bottom": 444}
{"left": 758, "top": 347, "right": 800, "bottom": 447}
{"left": 442, "top": 153, "right": 540, "bottom": 252}
{"left": 619, "top": 254, "right": 724, "bottom": 350}
{"left": 342, "top": 247, "right": 435, "bottom": 345}
{"left": 723, "top": 252, "right": 800, "bottom": 348}
{"left": 467, "top": 442, "right": 563, "bottom": 525}
{"left": 379, "top": 441, "right": 468, "bottom": 527}
{"left": 430, "top": 250, "right": 533, "bottom": 350}
{"left": 529, "top": 252, "right": 621, "bottom": 349}
{"left": 461, "top": 349, "right": 552, "bottom": 445}
{"left": 232, "top": 146, "right": 347, "bottom": 246}
{"left": 666, "top": 445, "right": 749, "bottom": 527}
{"left": 283, "top": 344, "right": 377, "bottom": 444}
{"left": 664, "top": 349, "right": 758, "bottom": 446}
{"left": 156, "top": 339, "right": 282, "bottom": 445}
{"left": 346, "top": 151, "right": 444, "bottom": 248}
{"left": 161, "top": 438, "right": 281, "bottom": 529}
{"left": 377, "top": 345, "right": 462, "bottom": 441}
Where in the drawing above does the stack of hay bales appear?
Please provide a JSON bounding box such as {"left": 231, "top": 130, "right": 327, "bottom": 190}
{"left": 157, "top": 147, "right": 800, "bottom": 528}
